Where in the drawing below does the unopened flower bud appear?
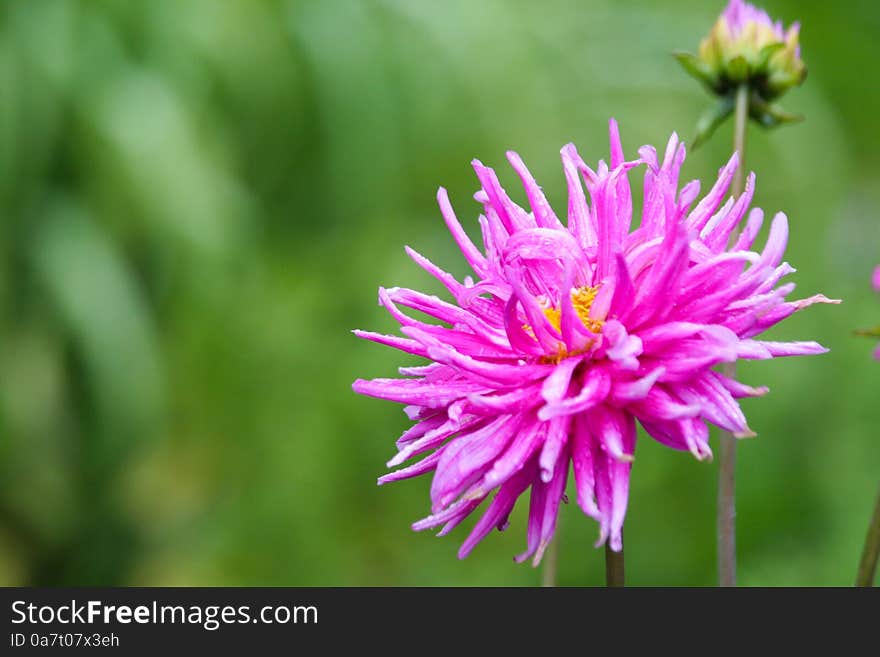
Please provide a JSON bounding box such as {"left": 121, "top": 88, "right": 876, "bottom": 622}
{"left": 675, "top": 0, "right": 806, "bottom": 145}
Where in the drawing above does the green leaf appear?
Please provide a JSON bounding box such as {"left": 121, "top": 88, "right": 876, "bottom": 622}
{"left": 672, "top": 51, "right": 717, "bottom": 90}
{"left": 855, "top": 326, "right": 880, "bottom": 338}
{"left": 756, "top": 42, "right": 785, "bottom": 70}
{"left": 726, "top": 55, "right": 749, "bottom": 83}
{"left": 766, "top": 66, "right": 808, "bottom": 97}
{"left": 31, "top": 198, "right": 166, "bottom": 464}
{"left": 749, "top": 95, "right": 805, "bottom": 128}
{"left": 691, "top": 96, "right": 735, "bottom": 149}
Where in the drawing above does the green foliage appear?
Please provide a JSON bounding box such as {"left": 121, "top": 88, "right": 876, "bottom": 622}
{"left": 0, "top": 0, "right": 876, "bottom": 586}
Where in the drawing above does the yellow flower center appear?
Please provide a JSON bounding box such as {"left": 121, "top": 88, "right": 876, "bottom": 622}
{"left": 542, "top": 285, "right": 604, "bottom": 334}
{"left": 534, "top": 285, "right": 604, "bottom": 364}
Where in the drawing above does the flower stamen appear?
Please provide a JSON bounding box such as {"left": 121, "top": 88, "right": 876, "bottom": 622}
{"left": 543, "top": 285, "right": 604, "bottom": 334}
{"left": 536, "top": 285, "right": 604, "bottom": 364}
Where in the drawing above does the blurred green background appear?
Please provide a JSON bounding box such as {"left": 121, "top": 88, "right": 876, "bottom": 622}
{"left": 0, "top": 0, "right": 876, "bottom": 586}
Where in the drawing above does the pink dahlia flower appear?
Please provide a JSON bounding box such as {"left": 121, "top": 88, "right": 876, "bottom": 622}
{"left": 353, "top": 120, "right": 836, "bottom": 562}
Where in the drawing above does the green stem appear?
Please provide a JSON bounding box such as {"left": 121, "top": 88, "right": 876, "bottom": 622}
{"left": 856, "top": 485, "right": 880, "bottom": 587}
{"left": 731, "top": 84, "right": 749, "bottom": 198}
{"left": 541, "top": 535, "right": 558, "bottom": 587}
{"left": 717, "top": 422, "right": 737, "bottom": 587}
{"left": 605, "top": 544, "right": 625, "bottom": 587}
{"left": 717, "top": 83, "right": 749, "bottom": 588}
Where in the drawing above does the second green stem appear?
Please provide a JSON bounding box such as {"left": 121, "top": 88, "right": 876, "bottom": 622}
{"left": 856, "top": 485, "right": 880, "bottom": 586}
{"left": 717, "top": 83, "right": 749, "bottom": 588}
